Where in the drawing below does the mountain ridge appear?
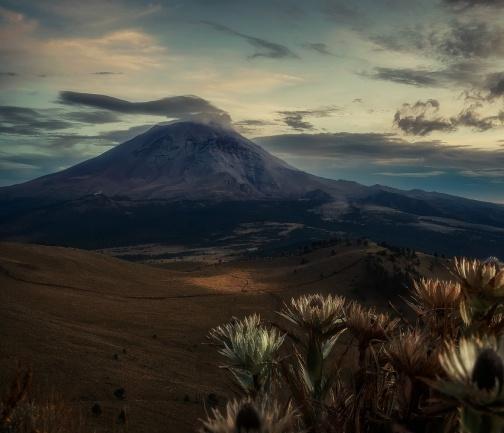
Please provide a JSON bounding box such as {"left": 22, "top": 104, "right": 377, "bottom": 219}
{"left": 1, "top": 121, "right": 370, "bottom": 202}
{"left": 2, "top": 120, "right": 503, "bottom": 208}
{"left": 1, "top": 121, "right": 503, "bottom": 257}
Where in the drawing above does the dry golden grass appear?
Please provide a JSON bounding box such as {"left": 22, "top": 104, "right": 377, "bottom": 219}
{"left": 0, "top": 241, "right": 446, "bottom": 433}
{"left": 0, "top": 369, "right": 91, "bottom": 433}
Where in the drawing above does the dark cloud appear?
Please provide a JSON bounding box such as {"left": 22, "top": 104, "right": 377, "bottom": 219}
{"left": 303, "top": 42, "right": 335, "bottom": 56}
{"left": 97, "top": 124, "right": 153, "bottom": 143}
{"left": 62, "top": 110, "right": 121, "bottom": 124}
{"left": 486, "top": 72, "right": 504, "bottom": 99}
{"left": 58, "top": 92, "right": 232, "bottom": 124}
{"left": 372, "top": 28, "right": 432, "bottom": 54}
{"left": 276, "top": 106, "right": 340, "bottom": 131}
{"left": 0, "top": 152, "right": 57, "bottom": 169}
{"left": 373, "top": 21, "right": 504, "bottom": 61}
{"left": 92, "top": 71, "right": 124, "bottom": 75}
{"left": 37, "top": 124, "right": 170, "bottom": 149}
{"left": 255, "top": 132, "right": 504, "bottom": 171}
{"left": 393, "top": 100, "right": 454, "bottom": 135}
{"left": 394, "top": 99, "right": 504, "bottom": 135}
{"left": 233, "top": 119, "right": 275, "bottom": 133}
{"left": 0, "top": 150, "right": 87, "bottom": 186}
{"left": 436, "top": 21, "right": 504, "bottom": 59}
{"left": 44, "top": 133, "right": 103, "bottom": 149}
{"left": 234, "top": 119, "right": 274, "bottom": 127}
{"left": 443, "top": 0, "right": 504, "bottom": 10}
{"left": 201, "top": 21, "right": 299, "bottom": 59}
{"left": 0, "top": 152, "right": 74, "bottom": 172}
{"left": 364, "top": 62, "right": 484, "bottom": 89}
{"left": 364, "top": 64, "right": 504, "bottom": 126}
{"left": 1, "top": 124, "right": 157, "bottom": 152}
{"left": 366, "top": 67, "right": 440, "bottom": 87}
{"left": 0, "top": 106, "right": 74, "bottom": 135}
{"left": 278, "top": 112, "right": 315, "bottom": 130}
{"left": 456, "top": 105, "right": 504, "bottom": 130}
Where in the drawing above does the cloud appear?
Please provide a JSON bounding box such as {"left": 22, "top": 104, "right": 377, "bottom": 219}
{"left": 0, "top": 148, "right": 91, "bottom": 186}
{"left": 277, "top": 112, "right": 315, "bottom": 131}
{"left": 234, "top": 119, "right": 274, "bottom": 127}
{"left": 0, "top": 104, "right": 128, "bottom": 137}
{"left": 322, "top": 2, "right": 361, "bottom": 21}
{"left": 58, "top": 92, "right": 232, "bottom": 124}
{"left": 0, "top": 151, "right": 75, "bottom": 171}
{"left": 43, "top": 133, "right": 104, "bottom": 149}
{"left": 0, "top": 71, "right": 17, "bottom": 76}
{"left": 365, "top": 67, "right": 440, "bottom": 87}
{"left": 443, "top": 0, "right": 504, "bottom": 10}
{"left": 486, "top": 72, "right": 504, "bottom": 99}
{"left": 376, "top": 170, "right": 445, "bottom": 177}
{"left": 0, "top": 20, "right": 167, "bottom": 81}
{"left": 456, "top": 105, "right": 504, "bottom": 130}
{"left": 0, "top": 106, "right": 74, "bottom": 135}
{"left": 393, "top": 100, "right": 455, "bottom": 135}
{"left": 363, "top": 62, "right": 486, "bottom": 90}
{"left": 303, "top": 42, "right": 335, "bottom": 56}
{"left": 91, "top": 71, "right": 124, "bottom": 75}
{"left": 276, "top": 106, "right": 340, "bottom": 131}
{"left": 0, "top": 122, "right": 155, "bottom": 151}
{"left": 233, "top": 119, "right": 276, "bottom": 134}
{"left": 62, "top": 110, "right": 121, "bottom": 124}
{"left": 97, "top": 124, "right": 153, "bottom": 143}
{"left": 460, "top": 168, "right": 504, "bottom": 177}
{"left": 436, "top": 21, "right": 504, "bottom": 59}
{"left": 393, "top": 99, "right": 504, "bottom": 135}
{"left": 364, "top": 64, "right": 504, "bottom": 132}
{"left": 18, "top": 1, "right": 163, "bottom": 33}
{"left": 255, "top": 132, "right": 504, "bottom": 172}
{"left": 202, "top": 21, "right": 299, "bottom": 59}
{"left": 373, "top": 20, "right": 504, "bottom": 61}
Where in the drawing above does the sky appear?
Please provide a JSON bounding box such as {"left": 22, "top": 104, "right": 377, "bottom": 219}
{"left": 0, "top": 0, "right": 503, "bottom": 203}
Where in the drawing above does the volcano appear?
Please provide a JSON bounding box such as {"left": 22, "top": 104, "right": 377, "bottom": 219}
{"left": 0, "top": 121, "right": 366, "bottom": 201}
{"left": 1, "top": 121, "right": 504, "bottom": 257}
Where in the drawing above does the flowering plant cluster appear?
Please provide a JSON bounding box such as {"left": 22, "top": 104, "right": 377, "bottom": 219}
{"left": 202, "top": 257, "right": 504, "bottom": 433}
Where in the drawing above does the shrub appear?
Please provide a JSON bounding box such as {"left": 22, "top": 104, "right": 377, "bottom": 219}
{"left": 201, "top": 257, "right": 504, "bottom": 433}
{"left": 0, "top": 368, "right": 89, "bottom": 433}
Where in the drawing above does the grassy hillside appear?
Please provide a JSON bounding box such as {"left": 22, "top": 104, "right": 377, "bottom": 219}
{"left": 0, "top": 241, "right": 445, "bottom": 433}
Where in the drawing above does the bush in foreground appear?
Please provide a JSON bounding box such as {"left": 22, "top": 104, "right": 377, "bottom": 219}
{"left": 203, "top": 257, "right": 504, "bottom": 433}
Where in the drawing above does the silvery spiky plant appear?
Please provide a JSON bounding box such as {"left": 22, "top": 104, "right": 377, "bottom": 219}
{"left": 205, "top": 254, "right": 504, "bottom": 433}
{"left": 200, "top": 397, "right": 299, "bottom": 433}
{"left": 437, "top": 335, "right": 504, "bottom": 433}
{"left": 279, "top": 295, "right": 346, "bottom": 399}
{"left": 279, "top": 294, "right": 346, "bottom": 338}
{"left": 408, "top": 278, "right": 461, "bottom": 315}
{"left": 406, "top": 278, "right": 462, "bottom": 339}
{"left": 345, "top": 302, "right": 399, "bottom": 366}
{"left": 453, "top": 257, "right": 504, "bottom": 325}
{"left": 386, "top": 329, "right": 440, "bottom": 380}
{"left": 209, "top": 314, "right": 285, "bottom": 396}
{"left": 385, "top": 329, "right": 442, "bottom": 426}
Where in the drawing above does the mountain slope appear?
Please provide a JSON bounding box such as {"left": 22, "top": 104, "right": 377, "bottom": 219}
{"left": 0, "top": 122, "right": 366, "bottom": 201}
